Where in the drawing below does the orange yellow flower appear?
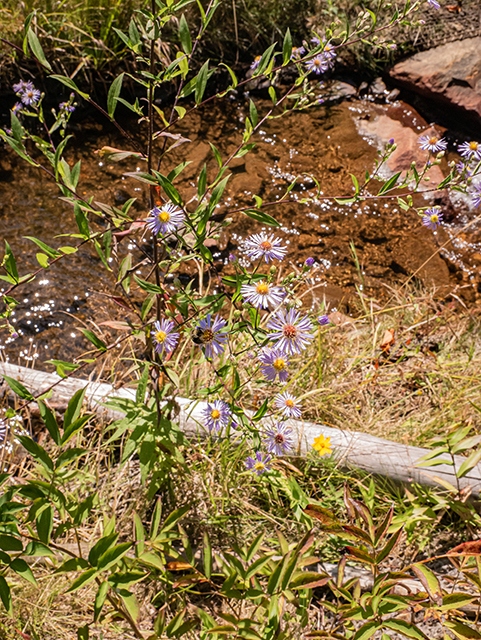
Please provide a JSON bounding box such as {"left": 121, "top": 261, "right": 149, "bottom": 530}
{"left": 312, "top": 434, "right": 332, "bottom": 456}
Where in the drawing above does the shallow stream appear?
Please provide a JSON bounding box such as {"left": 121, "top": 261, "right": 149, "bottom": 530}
{"left": 1, "top": 90, "right": 481, "bottom": 368}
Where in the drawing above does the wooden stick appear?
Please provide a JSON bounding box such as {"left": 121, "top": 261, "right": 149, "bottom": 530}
{"left": 2, "top": 362, "right": 481, "bottom": 497}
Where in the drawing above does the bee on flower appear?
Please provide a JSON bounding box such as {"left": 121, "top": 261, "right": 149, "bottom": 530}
{"left": 192, "top": 314, "right": 228, "bottom": 359}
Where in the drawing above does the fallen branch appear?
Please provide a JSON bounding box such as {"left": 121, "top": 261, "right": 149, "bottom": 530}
{"left": 1, "top": 362, "right": 481, "bottom": 497}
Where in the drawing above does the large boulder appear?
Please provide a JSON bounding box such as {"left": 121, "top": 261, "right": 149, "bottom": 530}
{"left": 389, "top": 38, "right": 481, "bottom": 129}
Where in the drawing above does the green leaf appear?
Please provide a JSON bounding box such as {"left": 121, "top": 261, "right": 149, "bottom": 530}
{"left": 38, "top": 400, "right": 61, "bottom": 446}
{"left": 118, "top": 589, "right": 140, "bottom": 624}
{"left": 444, "top": 620, "right": 481, "bottom": 640}
{"left": 81, "top": 329, "right": 107, "bottom": 352}
{"left": 25, "top": 237, "right": 61, "bottom": 259}
{"left": 195, "top": 60, "right": 209, "bottom": 104}
{"left": 243, "top": 208, "right": 280, "bottom": 227}
{"left": 10, "top": 112, "right": 24, "bottom": 144}
{"left": 107, "top": 73, "right": 124, "bottom": 119}
{"left": 249, "top": 100, "right": 258, "bottom": 127}
{"left": 97, "top": 542, "right": 132, "bottom": 571}
{"left": 282, "top": 28, "right": 292, "bottom": 65}
{"left": 382, "top": 620, "right": 428, "bottom": 640}
{"left": 67, "top": 568, "right": 99, "bottom": 593}
{"left": 77, "top": 625, "right": 89, "bottom": 640}
{"left": 457, "top": 449, "right": 481, "bottom": 479}
{"left": 16, "top": 435, "right": 53, "bottom": 472}
{"left": 55, "top": 448, "right": 86, "bottom": 470}
{"left": 0, "top": 576, "right": 12, "bottom": 614}
{"left": 2, "top": 375, "right": 33, "bottom": 400}
{"left": 74, "top": 202, "right": 90, "bottom": 238}
{"left": 411, "top": 563, "right": 442, "bottom": 604}
{"left": 10, "top": 558, "right": 37, "bottom": 585}
{"left": 256, "top": 43, "right": 277, "bottom": 76}
{"left": 179, "top": 14, "right": 192, "bottom": 54}
{"left": 198, "top": 164, "right": 207, "bottom": 198}
{"left": 62, "top": 415, "right": 90, "bottom": 446}
{"left": 353, "top": 621, "right": 382, "bottom": 640}
{"left": 94, "top": 581, "right": 109, "bottom": 621}
{"left": 0, "top": 534, "right": 23, "bottom": 552}
{"left": 36, "top": 504, "right": 53, "bottom": 544}
{"left": 36, "top": 253, "right": 49, "bottom": 268}
{"left": 51, "top": 75, "right": 90, "bottom": 100}
{"left": 63, "top": 387, "right": 87, "bottom": 431}
{"left": 27, "top": 27, "right": 52, "bottom": 71}
{"left": 378, "top": 171, "right": 402, "bottom": 195}
{"left": 2, "top": 241, "right": 19, "bottom": 283}
{"left": 89, "top": 533, "right": 119, "bottom": 567}
{"left": 136, "top": 363, "right": 150, "bottom": 405}
{"left": 134, "top": 276, "right": 164, "bottom": 294}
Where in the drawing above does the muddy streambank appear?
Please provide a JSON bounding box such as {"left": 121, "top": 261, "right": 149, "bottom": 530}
{"left": 1, "top": 93, "right": 481, "bottom": 368}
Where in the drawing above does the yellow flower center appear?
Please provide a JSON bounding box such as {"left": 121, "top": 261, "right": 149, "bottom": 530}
{"left": 430, "top": 214, "right": 439, "bottom": 223}
{"left": 470, "top": 142, "right": 479, "bottom": 150}
{"left": 273, "top": 358, "right": 286, "bottom": 371}
{"left": 254, "top": 461, "right": 265, "bottom": 471}
{"left": 285, "top": 399, "right": 294, "bottom": 407}
{"left": 255, "top": 55, "right": 261, "bottom": 62}
{"left": 260, "top": 240, "right": 272, "bottom": 251}
{"left": 202, "top": 329, "right": 214, "bottom": 343}
{"left": 256, "top": 283, "right": 269, "bottom": 295}
{"left": 211, "top": 409, "right": 220, "bottom": 419}
{"left": 283, "top": 324, "right": 297, "bottom": 339}
{"left": 159, "top": 210, "right": 171, "bottom": 222}
{"left": 155, "top": 330, "right": 167, "bottom": 343}
{"left": 429, "top": 137, "right": 438, "bottom": 145}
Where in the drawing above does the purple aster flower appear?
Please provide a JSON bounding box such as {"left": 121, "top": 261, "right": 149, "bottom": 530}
{"left": 273, "top": 392, "right": 302, "bottom": 419}
{"left": 13, "top": 80, "right": 33, "bottom": 94}
{"left": 11, "top": 102, "right": 23, "bottom": 114}
{"left": 471, "top": 184, "right": 481, "bottom": 208}
{"left": 243, "top": 232, "right": 287, "bottom": 263}
{"left": 427, "top": 0, "right": 440, "bottom": 8}
{"left": 251, "top": 55, "right": 261, "bottom": 70}
{"left": 245, "top": 451, "right": 272, "bottom": 475}
{"left": 20, "top": 86, "right": 41, "bottom": 106}
{"left": 311, "top": 34, "right": 321, "bottom": 46}
{"left": 263, "top": 421, "right": 294, "bottom": 455}
{"left": 388, "top": 138, "right": 395, "bottom": 145}
{"left": 422, "top": 207, "right": 443, "bottom": 230}
{"left": 418, "top": 134, "right": 447, "bottom": 153}
{"left": 291, "top": 46, "right": 306, "bottom": 59}
{"left": 202, "top": 399, "right": 231, "bottom": 432}
{"left": 258, "top": 348, "right": 290, "bottom": 383}
{"left": 146, "top": 203, "right": 184, "bottom": 236}
{"left": 267, "top": 308, "right": 314, "bottom": 355}
{"left": 228, "top": 253, "right": 237, "bottom": 263}
{"left": 317, "top": 314, "right": 330, "bottom": 326}
{"left": 241, "top": 280, "right": 285, "bottom": 309}
{"left": 305, "top": 55, "right": 329, "bottom": 75}
{"left": 304, "top": 257, "right": 314, "bottom": 267}
{"left": 151, "top": 319, "right": 179, "bottom": 356}
{"left": 194, "top": 314, "right": 228, "bottom": 359}
{"left": 458, "top": 141, "right": 481, "bottom": 161}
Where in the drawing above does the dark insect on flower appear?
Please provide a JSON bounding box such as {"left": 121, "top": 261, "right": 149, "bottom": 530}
{"left": 193, "top": 314, "right": 228, "bottom": 358}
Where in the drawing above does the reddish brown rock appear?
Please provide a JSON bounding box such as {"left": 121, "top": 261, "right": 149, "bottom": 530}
{"left": 389, "top": 38, "right": 481, "bottom": 128}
